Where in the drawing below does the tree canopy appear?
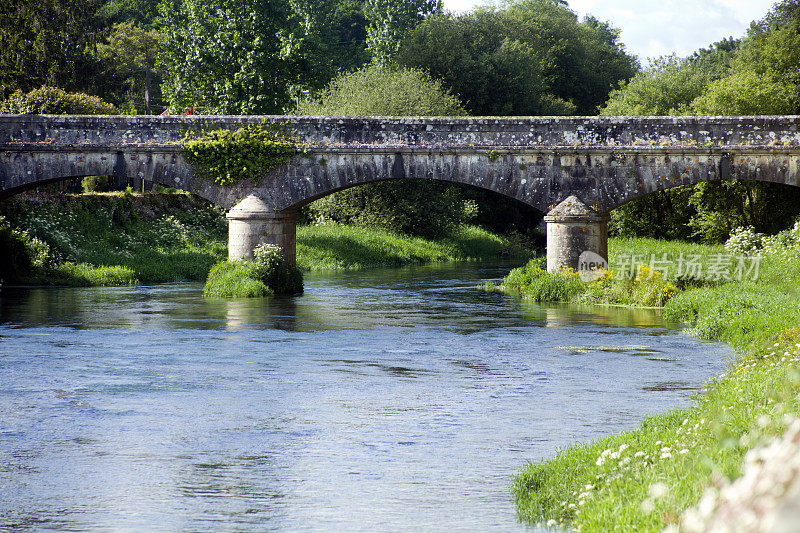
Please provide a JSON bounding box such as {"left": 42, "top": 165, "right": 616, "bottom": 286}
{"left": 0, "top": 0, "right": 106, "bottom": 98}
{"left": 601, "top": 2, "right": 800, "bottom": 243}
{"left": 396, "top": 0, "right": 637, "bottom": 116}
{"left": 296, "top": 65, "right": 473, "bottom": 237}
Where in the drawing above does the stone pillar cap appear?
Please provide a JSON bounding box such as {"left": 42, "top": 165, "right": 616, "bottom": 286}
{"left": 543, "top": 195, "right": 606, "bottom": 222}
{"left": 226, "top": 195, "right": 280, "bottom": 220}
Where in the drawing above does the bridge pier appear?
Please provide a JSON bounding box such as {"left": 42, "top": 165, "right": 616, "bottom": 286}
{"left": 544, "top": 196, "right": 608, "bottom": 272}
{"left": 226, "top": 195, "right": 297, "bottom": 265}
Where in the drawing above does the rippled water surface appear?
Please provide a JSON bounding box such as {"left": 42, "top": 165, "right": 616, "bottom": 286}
{"left": 0, "top": 264, "right": 732, "bottom": 532}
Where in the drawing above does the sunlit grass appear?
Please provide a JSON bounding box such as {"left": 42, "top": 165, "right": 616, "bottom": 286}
{"left": 297, "top": 223, "right": 532, "bottom": 270}
{"left": 512, "top": 237, "right": 800, "bottom": 531}
{"left": 1, "top": 195, "right": 535, "bottom": 286}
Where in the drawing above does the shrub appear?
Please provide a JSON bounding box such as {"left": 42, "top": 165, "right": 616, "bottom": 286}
{"left": 0, "top": 86, "right": 118, "bottom": 114}
{"left": 204, "top": 243, "right": 303, "bottom": 298}
{"left": 498, "top": 261, "right": 586, "bottom": 302}
{"left": 491, "top": 259, "right": 679, "bottom": 307}
{"left": 296, "top": 65, "right": 474, "bottom": 238}
{"left": 724, "top": 226, "right": 766, "bottom": 255}
{"left": 295, "top": 64, "right": 467, "bottom": 117}
{"left": 81, "top": 176, "right": 111, "bottom": 193}
{"left": 307, "top": 179, "right": 476, "bottom": 239}
{"left": 0, "top": 216, "right": 51, "bottom": 283}
{"left": 252, "top": 243, "right": 303, "bottom": 295}
{"left": 725, "top": 220, "right": 800, "bottom": 259}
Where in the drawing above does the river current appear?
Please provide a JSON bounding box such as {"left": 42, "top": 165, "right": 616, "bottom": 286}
{"left": 0, "top": 263, "right": 731, "bottom": 532}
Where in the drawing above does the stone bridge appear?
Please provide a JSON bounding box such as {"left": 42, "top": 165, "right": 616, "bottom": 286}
{"left": 2, "top": 114, "right": 800, "bottom": 270}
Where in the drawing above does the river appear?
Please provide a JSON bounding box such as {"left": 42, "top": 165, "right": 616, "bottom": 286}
{"left": 0, "top": 263, "right": 731, "bottom": 532}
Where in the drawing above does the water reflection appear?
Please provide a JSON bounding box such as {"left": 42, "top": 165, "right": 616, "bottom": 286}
{"left": 1, "top": 263, "right": 679, "bottom": 333}
{"left": 0, "top": 263, "right": 733, "bottom": 532}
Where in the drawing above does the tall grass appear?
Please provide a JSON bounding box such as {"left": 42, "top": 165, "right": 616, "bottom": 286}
{"left": 297, "top": 223, "right": 531, "bottom": 270}
{"left": 0, "top": 192, "right": 227, "bottom": 286}
{"left": 512, "top": 238, "right": 800, "bottom": 531}
{"left": 1, "top": 194, "right": 534, "bottom": 287}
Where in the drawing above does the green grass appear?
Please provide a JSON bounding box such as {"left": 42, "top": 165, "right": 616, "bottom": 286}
{"left": 512, "top": 238, "right": 800, "bottom": 531}
{"left": 296, "top": 223, "right": 531, "bottom": 270}
{"left": 1, "top": 194, "right": 534, "bottom": 287}
{"left": 203, "top": 260, "right": 274, "bottom": 298}
{"left": 0, "top": 192, "right": 228, "bottom": 286}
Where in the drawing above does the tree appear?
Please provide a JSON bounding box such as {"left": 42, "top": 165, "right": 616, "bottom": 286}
{"left": 600, "top": 7, "right": 800, "bottom": 243}
{"left": 159, "top": 0, "right": 332, "bottom": 114}
{"left": 297, "top": 64, "right": 465, "bottom": 116}
{"left": 363, "top": 0, "right": 441, "bottom": 65}
{"left": 396, "top": 0, "right": 636, "bottom": 116}
{"left": 324, "top": 0, "right": 371, "bottom": 75}
{"left": 97, "top": 22, "right": 162, "bottom": 113}
{"left": 98, "top": 0, "right": 161, "bottom": 27}
{"left": 690, "top": 68, "right": 798, "bottom": 116}
{"left": 0, "top": 0, "right": 106, "bottom": 98}
{"left": 296, "top": 65, "right": 474, "bottom": 237}
{"left": 601, "top": 55, "right": 713, "bottom": 116}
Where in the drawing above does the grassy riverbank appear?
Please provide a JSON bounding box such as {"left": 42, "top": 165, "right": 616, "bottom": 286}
{"left": 504, "top": 237, "right": 800, "bottom": 531}
{"left": 0, "top": 193, "right": 533, "bottom": 287}
{"left": 297, "top": 223, "right": 531, "bottom": 270}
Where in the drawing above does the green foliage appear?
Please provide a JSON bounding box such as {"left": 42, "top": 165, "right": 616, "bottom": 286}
{"left": 611, "top": 181, "right": 800, "bottom": 245}
{"left": 296, "top": 64, "right": 466, "bottom": 116}
{"left": 252, "top": 243, "right": 304, "bottom": 294}
{"left": 203, "top": 261, "right": 275, "bottom": 298}
{"left": 81, "top": 176, "right": 111, "bottom": 194}
{"left": 610, "top": 189, "right": 695, "bottom": 241}
{"left": 95, "top": 22, "right": 162, "bottom": 113}
{"left": 179, "top": 123, "right": 299, "bottom": 186}
{"left": 98, "top": 0, "right": 161, "bottom": 27}
{"left": 297, "top": 65, "right": 475, "bottom": 238}
{"left": 397, "top": 0, "right": 637, "bottom": 116}
{"left": 0, "top": 216, "right": 50, "bottom": 283}
{"left": 512, "top": 237, "right": 800, "bottom": 531}
{"left": 0, "top": 86, "right": 119, "bottom": 114}
{"left": 601, "top": 55, "right": 713, "bottom": 116}
{"left": 296, "top": 223, "right": 531, "bottom": 270}
{"left": 489, "top": 256, "right": 678, "bottom": 307}
{"left": 363, "top": 0, "right": 441, "bottom": 65}
{"left": 495, "top": 262, "right": 586, "bottom": 302}
{"left": 0, "top": 193, "right": 228, "bottom": 286}
{"left": 158, "top": 0, "right": 347, "bottom": 114}
{"left": 307, "top": 180, "right": 474, "bottom": 238}
{"left": 51, "top": 262, "right": 138, "bottom": 286}
{"left": 601, "top": 9, "right": 800, "bottom": 243}
{"left": 323, "top": 0, "right": 371, "bottom": 73}
{"left": 690, "top": 68, "right": 798, "bottom": 115}
{"left": 0, "top": 0, "right": 105, "bottom": 98}
{"left": 204, "top": 243, "right": 303, "bottom": 298}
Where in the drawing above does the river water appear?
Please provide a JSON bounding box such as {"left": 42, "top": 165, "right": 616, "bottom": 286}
{"left": 0, "top": 264, "right": 731, "bottom": 532}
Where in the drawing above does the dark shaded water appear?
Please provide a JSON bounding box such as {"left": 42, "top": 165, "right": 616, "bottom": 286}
{"left": 0, "top": 264, "right": 731, "bottom": 532}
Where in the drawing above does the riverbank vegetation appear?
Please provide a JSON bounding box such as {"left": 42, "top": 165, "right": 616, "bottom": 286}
{"left": 507, "top": 230, "right": 800, "bottom": 531}
{"left": 204, "top": 244, "right": 303, "bottom": 298}
{"left": 298, "top": 223, "right": 530, "bottom": 270}
{"left": 0, "top": 193, "right": 532, "bottom": 287}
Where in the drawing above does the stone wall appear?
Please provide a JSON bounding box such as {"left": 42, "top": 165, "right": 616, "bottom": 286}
{"left": 2, "top": 115, "right": 800, "bottom": 212}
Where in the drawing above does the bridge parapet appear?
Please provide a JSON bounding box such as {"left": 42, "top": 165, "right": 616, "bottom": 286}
{"left": 3, "top": 114, "right": 800, "bottom": 148}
